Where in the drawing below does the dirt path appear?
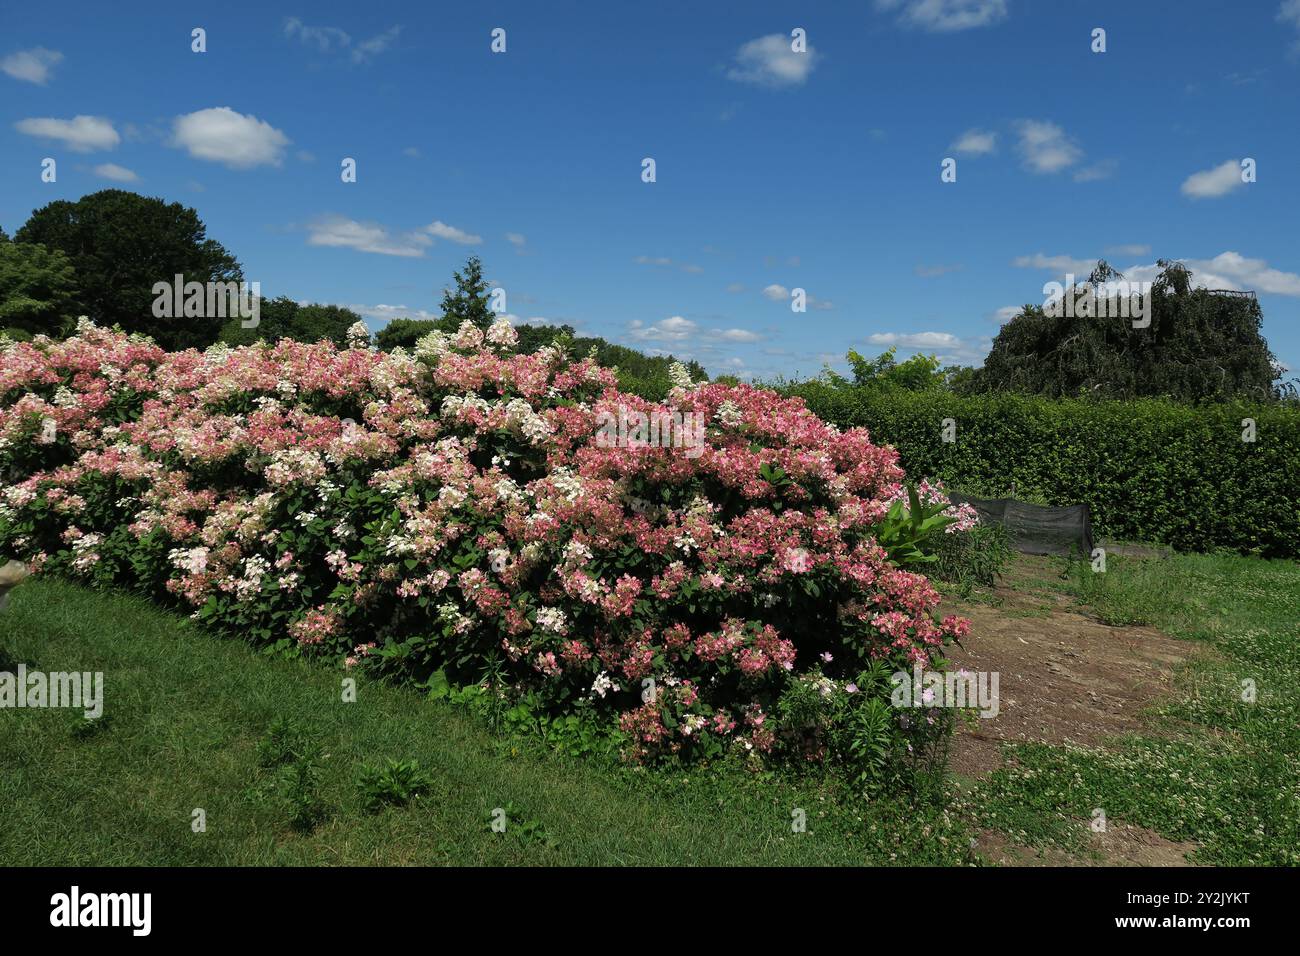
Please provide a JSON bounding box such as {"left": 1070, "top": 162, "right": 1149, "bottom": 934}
{"left": 940, "top": 561, "right": 1202, "bottom": 865}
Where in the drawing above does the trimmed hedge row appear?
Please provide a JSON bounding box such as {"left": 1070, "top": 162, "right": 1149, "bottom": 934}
{"left": 785, "top": 383, "right": 1300, "bottom": 558}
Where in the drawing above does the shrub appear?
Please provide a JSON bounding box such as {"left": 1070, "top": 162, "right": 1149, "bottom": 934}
{"left": 930, "top": 522, "right": 1013, "bottom": 596}
{"left": 0, "top": 320, "right": 968, "bottom": 766}
{"left": 786, "top": 382, "right": 1300, "bottom": 558}
{"left": 775, "top": 660, "right": 953, "bottom": 793}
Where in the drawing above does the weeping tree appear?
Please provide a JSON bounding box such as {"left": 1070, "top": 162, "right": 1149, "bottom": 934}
{"left": 972, "top": 260, "right": 1285, "bottom": 401}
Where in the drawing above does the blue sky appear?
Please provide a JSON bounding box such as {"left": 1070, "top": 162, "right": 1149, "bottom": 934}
{"left": 3, "top": 0, "right": 1299, "bottom": 381}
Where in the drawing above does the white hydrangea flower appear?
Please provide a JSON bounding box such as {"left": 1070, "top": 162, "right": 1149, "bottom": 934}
{"left": 485, "top": 315, "right": 518, "bottom": 348}
{"left": 414, "top": 330, "right": 452, "bottom": 360}
{"left": 346, "top": 321, "right": 372, "bottom": 349}
{"left": 452, "top": 320, "right": 484, "bottom": 350}
{"left": 535, "top": 607, "right": 569, "bottom": 635}
{"left": 714, "top": 399, "right": 744, "bottom": 428}
{"left": 590, "top": 671, "right": 621, "bottom": 699}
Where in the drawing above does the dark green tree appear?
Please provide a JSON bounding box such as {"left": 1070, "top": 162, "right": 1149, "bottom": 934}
{"left": 218, "top": 297, "right": 363, "bottom": 347}
{"left": 438, "top": 255, "right": 493, "bottom": 330}
{"left": 15, "top": 189, "right": 242, "bottom": 350}
{"left": 971, "top": 260, "right": 1283, "bottom": 401}
{"left": 375, "top": 317, "right": 442, "bottom": 351}
{"left": 289, "top": 304, "right": 364, "bottom": 347}
{"left": 217, "top": 296, "right": 299, "bottom": 346}
{"left": 0, "top": 241, "right": 80, "bottom": 338}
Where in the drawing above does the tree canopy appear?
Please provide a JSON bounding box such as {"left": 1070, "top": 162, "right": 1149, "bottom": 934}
{"left": 970, "top": 260, "right": 1285, "bottom": 402}
{"left": 15, "top": 189, "right": 242, "bottom": 350}
{"left": 0, "top": 240, "right": 79, "bottom": 338}
{"left": 218, "top": 296, "right": 364, "bottom": 348}
{"left": 438, "top": 255, "right": 493, "bottom": 330}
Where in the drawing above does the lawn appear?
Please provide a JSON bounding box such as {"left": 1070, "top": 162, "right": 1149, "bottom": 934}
{"left": 2, "top": 549, "right": 1296, "bottom": 866}
{"left": 0, "top": 577, "right": 972, "bottom": 866}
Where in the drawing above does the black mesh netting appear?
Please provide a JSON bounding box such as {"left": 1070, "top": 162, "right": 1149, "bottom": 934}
{"left": 947, "top": 493, "right": 1094, "bottom": 558}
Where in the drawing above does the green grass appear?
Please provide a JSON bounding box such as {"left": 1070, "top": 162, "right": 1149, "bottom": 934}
{"left": 4, "top": 550, "right": 1297, "bottom": 866}
{"left": 961, "top": 552, "right": 1300, "bottom": 865}
{"left": 0, "top": 578, "right": 974, "bottom": 866}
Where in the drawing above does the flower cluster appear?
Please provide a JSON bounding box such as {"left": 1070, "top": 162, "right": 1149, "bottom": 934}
{"left": 0, "top": 319, "right": 968, "bottom": 763}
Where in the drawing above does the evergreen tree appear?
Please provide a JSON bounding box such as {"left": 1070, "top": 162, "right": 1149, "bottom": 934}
{"left": 438, "top": 255, "right": 493, "bottom": 330}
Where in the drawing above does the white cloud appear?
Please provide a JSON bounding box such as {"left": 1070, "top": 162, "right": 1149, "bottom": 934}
{"left": 950, "top": 128, "right": 996, "bottom": 155}
{"left": 868, "top": 331, "right": 961, "bottom": 349}
{"left": 352, "top": 26, "right": 402, "bottom": 63}
{"left": 991, "top": 305, "right": 1022, "bottom": 324}
{"left": 628, "top": 317, "right": 765, "bottom": 347}
{"left": 1, "top": 47, "right": 63, "bottom": 84}
{"left": 762, "top": 284, "right": 832, "bottom": 311}
{"left": 424, "top": 220, "right": 482, "bottom": 245}
{"left": 1194, "top": 252, "right": 1300, "bottom": 295}
{"left": 628, "top": 316, "right": 698, "bottom": 342}
{"left": 1014, "top": 249, "right": 1300, "bottom": 298}
{"left": 284, "top": 17, "right": 351, "bottom": 53}
{"left": 351, "top": 303, "right": 438, "bottom": 322}
{"left": 307, "top": 216, "right": 431, "bottom": 258}
{"left": 283, "top": 18, "right": 401, "bottom": 63}
{"left": 714, "top": 328, "right": 763, "bottom": 343}
{"left": 1012, "top": 253, "right": 1098, "bottom": 274}
{"left": 866, "top": 330, "right": 991, "bottom": 365}
{"left": 916, "top": 263, "right": 963, "bottom": 277}
{"left": 876, "top": 0, "right": 1008, "bottom": 32}
{"left": 1122, "top": 253, "right": 1300, "bottom": 297}
{"left": 634, "top": 255, "right": 703, "bottom": 274}
{"left": 14, "top": 115, "right": 118, "bottom": 152}
{"left": 760, "top": 282, "right": 831, "bottom": 309}
{"left": 726, "top": 34, "right": 819, "bottom": 88}
{"left": 1181, "top": 159, "right": 1245, "bottom": 199}
{"left": 1014, "top": 120, "right": 1082, "bottom": 174}
{"left": 1073, "top": 159, "right": 1117, "bottom": 182}
{"left": 93, "top": 162, "right": 139, "bottom": 182}
{"left": 1280, "top": 1, "right": 1300, "bottom": 56}
{"left": 1105, "top": 244, "right": 1150, "bottom": 257}
{"left": 170, "top": 107, "right": 290, "bottom": 168}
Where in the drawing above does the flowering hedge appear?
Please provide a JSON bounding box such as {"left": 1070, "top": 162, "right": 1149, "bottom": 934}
{"left": 0, "top": 319, "right": 968, "bottom": 762}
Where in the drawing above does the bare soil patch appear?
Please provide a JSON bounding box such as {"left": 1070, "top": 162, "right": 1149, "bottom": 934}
{"left": 941, "top": 576, "right": 1193, "bottom": 779}
{"left": 940, "top": 558, "right": 1203, "bottom": 866}
{"left": 973, "top": 825, "right": 1198, "bottom": 867}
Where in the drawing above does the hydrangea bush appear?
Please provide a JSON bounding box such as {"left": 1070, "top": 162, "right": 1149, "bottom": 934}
{"left": 0, "top": 318, "right": 969, "bottom": 764}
